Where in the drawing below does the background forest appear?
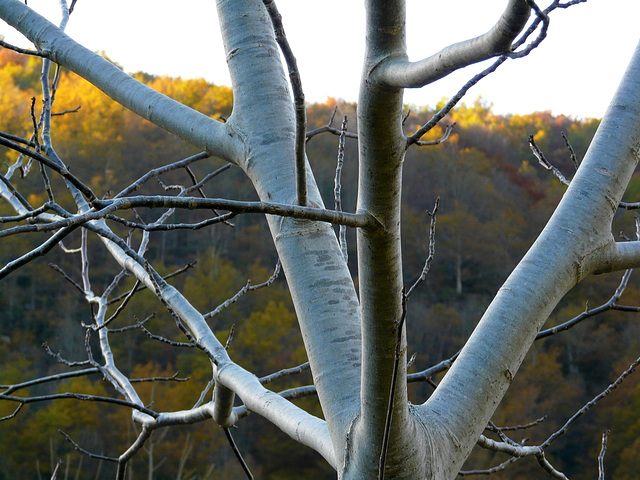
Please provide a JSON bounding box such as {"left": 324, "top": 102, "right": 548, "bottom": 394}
{"left": 1, "top": 49, "right": 640, "bottom": 479}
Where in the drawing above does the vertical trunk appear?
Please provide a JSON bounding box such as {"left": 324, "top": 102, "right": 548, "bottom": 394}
{"left": 216, "top": 0, "right": 362, "bottom": 455}
{"left": 345, "top": 0, "right": 430, "bottom": 477}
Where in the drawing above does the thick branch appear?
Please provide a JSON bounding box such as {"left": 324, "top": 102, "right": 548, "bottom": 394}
{"left": 0, "top": 0, "right": 243, "bottom": 162}
{"left": 374, "top": 0, "right": 530, "bottom": 88}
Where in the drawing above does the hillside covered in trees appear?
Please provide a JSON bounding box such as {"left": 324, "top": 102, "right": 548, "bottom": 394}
{"left": 1, "top": 49, "right": 640, "bottom": 479}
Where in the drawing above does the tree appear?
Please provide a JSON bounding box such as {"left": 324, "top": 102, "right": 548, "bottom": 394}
{"left": 1, "top": 0, "right": 640, "bottom": 479}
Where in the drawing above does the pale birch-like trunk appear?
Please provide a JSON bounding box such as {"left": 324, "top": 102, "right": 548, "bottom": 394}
{"left": 1, "top": 0, "right": 640, "bottom": 478}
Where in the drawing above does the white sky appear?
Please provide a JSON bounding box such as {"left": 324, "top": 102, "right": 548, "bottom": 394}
{"left": 1, "top": 0, "right": 639, "bottom": 119}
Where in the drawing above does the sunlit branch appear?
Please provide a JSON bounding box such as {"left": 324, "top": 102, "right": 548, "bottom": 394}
{"left": 407, "top": 0, "right": 585, "bottom": 145}
{"left": 413, "top": 123, "right": 455, "bottom": 147}
{"left": 0, "top": 172, "right": 33, "bottom": 211}
{"left": 375, "top": 0, "right": 531, "bottom": 89}
{"left": 117, "top": 427, "right": 153, "bottom": 480}
{"left": 528, "top": 134, "right": 570, "bottom": 186}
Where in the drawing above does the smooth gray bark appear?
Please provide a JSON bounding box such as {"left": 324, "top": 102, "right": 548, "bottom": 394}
{"left": 1, "top": 0, "right": 640, "bottom": 478}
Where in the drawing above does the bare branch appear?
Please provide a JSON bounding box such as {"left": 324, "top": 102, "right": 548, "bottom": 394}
{"left": 561, "top": 131, "right": 580, "bottom": 170}
{"left": 130, "top": 371, "right": 190, "bottom": 383}
{"left": 542, "top": 355, "right": 640, "bottom": 449}
{"left": 224, "top": 427, "right": 254, "bottom": 480}
{"left": 259, "top": 362, "right": 310, "bottom": 385}
{"left": 0, "top": 135, "right": 97, "bottom": 201}
{"left": 262, "top": 0, "right": 307, "bottom": 206}
{"left": 375, "top": 0, "right": 531, "bottom": 88}
{"left": 0, "top": 39, "right": 49, "bottom": 57}
{"left": 59, "top": 430, "right": 118, "bottom": 463}
{"left": 528, "top": 134, "right": 570, "bottom": 186}
{"left": 598, "top": 430, "right": 609, "bottom": 480}
{"left": 1, "top": 368, "right": 99, "bottom": 395}
{"left": 51, "top": 105, "right": 81, "bottom": 116}
{"left": 205, "top": 260, "right": 281, "bottom": 319}
{"left": 407, "top": 55, "right": 508, "bottom": 145}
{"left": 458, "top": 457, "right": 520, "bottom": 476}
{"left": 306, "top": 108, "right": 358, "bottom": 142}
{"left": 0, "top": 403, "right": 23, "bottom": 421}
{"left": 379, "top": 289, "right": 408, "bottom": 480}
{"left": 0, "top": 392, "right": 159, "bottom": 418}
{"left": 107, "top": 262, "right": 195, "bottom": 305}
{"left": 48, "top": 263, "right": 85, "bottom": 295}
{"left": 334, "top": 115, "right": 348, "bottom": 262}
{"left": 413, "top": 123, "right": 455, "bottom": 147}
{"left": 487, "top": 416, "right": 547, "bottom": 432}
{"left": 135, "top": 316, "right": 196, "bottom": 348}
{"left": 406, "top": 197, "right": 439, "bottom": 299}
{"left": 537, "top": 269, "right": 637, "bottom": 339}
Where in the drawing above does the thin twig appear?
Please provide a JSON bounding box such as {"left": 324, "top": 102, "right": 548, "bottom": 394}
{"left": 0, "top": 392, "right": 159, "bottom": 418}
{"left": 528, "top": 134, "right": 570, "bottom": 186}
{"left": 204, "top": 260, "right": 281, "bottom": 319}
{"left": 378, "top": 289, "right": 408, "bottom": 480}
{"left": 135, "top": 316, "right": 195, "bottom": 348}
{"left": 598, "top": 430, "right": 609, "bottom": 480}
{"left": 0, "top": 39, "right": 49, "bottom": 57}
{"left": 107, "top": 262, "right": 196, "bottom": 305}
{"left": 334, "top": 115, "right": 348, "bottom": 262}
{"left": 48, "top": 263, "right": 85, "bottom": 295}
{"left": 406, "top": 197, "right": 439, "bottom": 299}
{"left": 1, "top": 368, "right": 100, "bottom": 395}
{"left": 414, "top": 123, "right": 455, "bottom": 147}
{"left": 542, "top": 356, "right": 640, "bottom": 449}
{"left": 259, "top": 362, "right": 310, "bottom": 385}
{"left": 223, "top": 427, "right": 254, "bottom": 479}
{"left": 262, "top": 0, "right": 307, "bottom": 206}
{"left": 458, "top": 456, "right": 520, "bottom": 476}
{"left": 130, "top": 372, "right": 190, "bottom": 383}
{"left": 59, "top": 430, "right": 118, "bottom": 462}
{"left": 561, "top": 131, "right": 579, "bottom": 170}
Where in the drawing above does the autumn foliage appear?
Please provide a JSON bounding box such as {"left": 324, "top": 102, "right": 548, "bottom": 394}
{"left": 0, "top": 49, "right": 638, "bottom": 479}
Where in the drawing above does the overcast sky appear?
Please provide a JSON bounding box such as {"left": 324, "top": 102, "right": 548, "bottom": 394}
{"left": 2, "top": 1, "right": 639, "bottom": 119}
